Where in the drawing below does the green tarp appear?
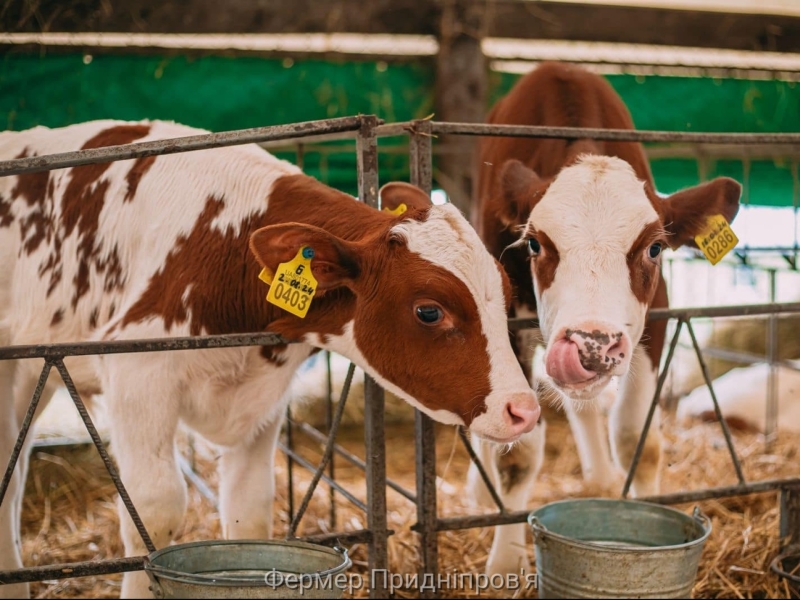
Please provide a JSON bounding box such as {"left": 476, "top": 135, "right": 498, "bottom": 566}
{"left": 2, "top": 52, "right": 798, "bottom": 205}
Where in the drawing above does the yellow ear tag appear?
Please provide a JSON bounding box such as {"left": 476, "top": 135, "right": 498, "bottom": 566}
{"left": 264, "top": 247, "right": 317, "bottom": 318}
{"left": 258, "top": 267, "right": 274, "bottom": 285}
{"left": 383, "top": 203, "right": 408, "bottom": 216}
{"left": 694, "top": 214, "right": 738, "bottom": 266}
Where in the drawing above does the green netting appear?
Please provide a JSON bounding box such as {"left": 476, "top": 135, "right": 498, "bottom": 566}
{"left": 2, "top": 51, "right": 798, "bottom": 204}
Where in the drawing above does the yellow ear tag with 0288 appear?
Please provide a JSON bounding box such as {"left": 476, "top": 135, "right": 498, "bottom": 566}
{"left": 261, "top": 246, "right": 317, "bottom": 318}
{"left": 383, "top": 203, "right": 407, "bottom": 216}
{"left": 694, "top": 214, "right": 738, "bottom": 266}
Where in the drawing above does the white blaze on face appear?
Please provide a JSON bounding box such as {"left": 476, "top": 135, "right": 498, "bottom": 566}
{"left": 392, "top": 204, "right": 537, "bottom": 440}
{"left": 529, "top": 156, "right": 659, "bottom": 367}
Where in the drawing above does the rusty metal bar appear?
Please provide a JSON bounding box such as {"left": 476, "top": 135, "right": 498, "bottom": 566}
{"left": 357, "top": 114, "right": 389, "bottom": 599}
{"left": 285, "top": 404, "right": 295, "bottom": 523}
{"left": 430, "top": 478, "right": 800, "bottom": 532}
{"left": 325, "top": 352, "right": 337, "bottom": 531}
{"left": 0, "top": 116, "right": 367, "bottom": 177}
{"left": 0, "top": 332, "right": 292, "bottom": 361}
{"left": 0, "top": 360, "right": 52, "bottom": 508}
{"left": 457, "top": 428, "right": 506, "bottom": 513}
{"left": 409, "top": 118, "right": 439, "bottom": 598}
{"left": 507, "top": 300, "right": 800, "bottom": 331}
{"left": 766, "top": 269, "right": 780, "bottom": 447}
{"left": 698, "top": 346, "right": 800, "bottom": 373}
{"left": 622, "top": 320, "right": 684, "bottom": 498}
{"left": 0, "top": 556, "right": 146, "bottom": 585}
{"left": 430, "top": 122, "right": 800, "bottom": 145}
{"left": 302, "top": 528, "right": 381, "bottom": 547}
{"left": 287, "top": 362, "right": 356, "bottom": 536}
{"left": 52, "top": 358, "right": 156, "bottom": 554}
{"left": 685, "top": 321, "right": 747, "bottom": 485}
{"left": 291, "top": 420, "right": 417, "bottom": 503}
{"left": 278, "top": 443, "right": 367, "bottom": 513}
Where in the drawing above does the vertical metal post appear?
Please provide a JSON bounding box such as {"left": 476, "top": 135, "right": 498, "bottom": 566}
{"left": 410, "top": 119, "right": 439, "bottom": 597}
{"left": 326, "top": 350, "right": 336, "bottom": 530}
{"left": 766, "top": 268, "right": 779, "bottom": 448}
{"left": 357, "top": 115, "right": 389, "bottom": 598}
{"left": 285, "top": 405, "right": 295, "bottom": 523}
{"left": 285, "top": 142, "right": 306, "bottom": 527}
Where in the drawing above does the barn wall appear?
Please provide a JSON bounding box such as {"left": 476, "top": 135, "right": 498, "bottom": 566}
{"left": 1, "top": 50, "right": 798, "bottom": 203}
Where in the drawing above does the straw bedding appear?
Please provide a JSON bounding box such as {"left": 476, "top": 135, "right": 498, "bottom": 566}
{"left": 17, "top": 408, "right": 800, "bottom": 598}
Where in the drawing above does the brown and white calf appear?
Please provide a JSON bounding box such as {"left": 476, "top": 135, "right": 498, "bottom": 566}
{"left": 471, "top": 62, "right": 741, "bottom": 573}
{"left": 0, "top": 120, "right": 540, "bottom": 597}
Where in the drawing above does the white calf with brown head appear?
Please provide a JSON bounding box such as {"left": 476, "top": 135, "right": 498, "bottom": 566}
{"left": 501, "top": 154, "right": 740, "bottom": 403}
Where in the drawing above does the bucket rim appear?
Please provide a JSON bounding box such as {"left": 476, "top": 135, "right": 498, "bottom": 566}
{"left": 527, "top": 498, "right": 712, "bottom": 554}
{"left": 144, "top": 539, "right": 351, "bottom": 588}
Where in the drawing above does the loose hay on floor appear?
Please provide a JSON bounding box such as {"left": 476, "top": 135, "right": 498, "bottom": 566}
{"left": 16, "top": 414, "right": 800, "bottom": 598}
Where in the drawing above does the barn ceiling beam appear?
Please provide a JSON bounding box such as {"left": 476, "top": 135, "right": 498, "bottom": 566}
{"left": 4, "top": 0, "right": 800, "bottom": 54}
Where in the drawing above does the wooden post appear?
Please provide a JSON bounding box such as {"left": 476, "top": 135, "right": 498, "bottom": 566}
{"left": 435, "top": 0, "right": 488, "bottom": 215}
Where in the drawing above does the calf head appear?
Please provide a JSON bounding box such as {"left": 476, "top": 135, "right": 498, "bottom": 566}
{"left": 499, "top": 155, "right": 741, "bottom": 400}
{"left": 250, "top": 182, "right": 539, "bottom": 444}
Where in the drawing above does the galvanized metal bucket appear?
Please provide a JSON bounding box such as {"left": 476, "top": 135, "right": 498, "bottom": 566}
{"left": 528, "top": 499, "right": 712, "bottom": 599}
{"left": 144, "top": 539, "right": 351, "bottom": 599}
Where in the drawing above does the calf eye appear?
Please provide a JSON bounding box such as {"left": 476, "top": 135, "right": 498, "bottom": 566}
{"left": 528, "top": 237, "right": 541, "bottom": 256}
{"left": 648, "top": 243, "right": 662, "bottom": 259}
{"left": 416, "top": 305, "right": 444, "bottom": 325}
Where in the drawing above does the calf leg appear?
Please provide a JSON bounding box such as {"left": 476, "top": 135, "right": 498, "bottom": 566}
{"left": 467, "top": 423, "right": 546, "bottom": 576}
{"left": 102, "top": 360, "right": 186, "bottom": 599}
{"left": 0, "top": 358, "right": 27, "bottom": 599}
{"left": 218, "top": 411, "right": 283, "bottom": 540}
{"left": 561, "top": 396, "right": 619, "bottom": 492}
{"left": 609, "top": 344, "right": 662, "bottom": 497}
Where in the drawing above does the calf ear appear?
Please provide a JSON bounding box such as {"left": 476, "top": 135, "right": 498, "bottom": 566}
{"left": 379, "top": 182, "right": 432, "bottom": 214}
{"left": 249, "top": 223, "right": 361, "bottom": 293}
{"left": 660, "top": 177, "right": 742, "bottom": 249}
{"left": 497, "top": 160, "right": 547, "bottom": 227}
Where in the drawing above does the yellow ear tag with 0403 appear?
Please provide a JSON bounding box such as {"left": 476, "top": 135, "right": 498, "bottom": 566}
{"left": 694, "top": 214, "right": 738, "bottom": 266}
{"left": 262, "top": 247, "right": 317, "bottom": 318}
{"left": 383, "top": 203, "right": 407, "bottom": 216}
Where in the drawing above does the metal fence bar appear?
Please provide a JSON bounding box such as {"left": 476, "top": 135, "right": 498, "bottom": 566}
{"left": 0, "top": 116, "right": 367, "bottom": 177}
{"left": 0, "top": 332, "right": 292, "bottom": 361}
{"left": 291, "top": 421, "right": 417, "bottom": 503}
{"left": 506, "top": 300, "right": 800, "bottom": 332}
{"left": 685, "top": 321, "right": 747, "bottom": 485}
{"left": 52, "top": 358, "right": 156, "bottom": 554}
{"left": 278, "top": 443, "right": 367, "bottom": 514}
{"left": 409, "top": 119, "right": 440, "bottom": 597}
{"left": 357, "top": 115, "right": 390, "bottom": 599}
{"left": 697, "top": 346, "right": 800, "bottom": 373}
{"left": 430, "top": 122, "right": 800, "bottom": 145}
{"left": 0, "top": 557, "right": 147, "bottom": 585}
{"left": 287, "top": 363, "right": 356, "bottom": 536}
{"left": 325, "top": 351, "right": 337, "bottom": 531}
{"left": 766, "top": 269, "right": 780, "bottom": 447}
{"left": 622, "top": 320, "right": 684, "bottom": 498}
{"left": 457, "top": 428, "right": 506, "bottom": 513}
{"left": 431, "top": 478, "right": 800, "bottom": 532}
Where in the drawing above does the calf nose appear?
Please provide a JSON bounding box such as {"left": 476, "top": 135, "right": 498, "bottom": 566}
{"left": 546, "top": 323, "right": 630, "bottom": 384}
{"left": 504, "top": 393, "right": 541, "bottom": 436}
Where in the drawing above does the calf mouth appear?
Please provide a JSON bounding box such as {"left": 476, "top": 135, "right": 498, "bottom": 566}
{"left": 551, "top": 372, "right": 613, "bottom": 401}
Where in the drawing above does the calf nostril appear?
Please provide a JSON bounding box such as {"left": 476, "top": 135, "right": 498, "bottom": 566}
{"left": 506, "top": 403, "right": 525, "bottom": 426}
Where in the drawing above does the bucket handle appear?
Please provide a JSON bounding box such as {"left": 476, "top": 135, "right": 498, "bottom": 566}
{"left": 527, "top": 514, "right": 547, "bottom": 534}
{"left": 692, "top": 506, "right": 711, "bottom": 532}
